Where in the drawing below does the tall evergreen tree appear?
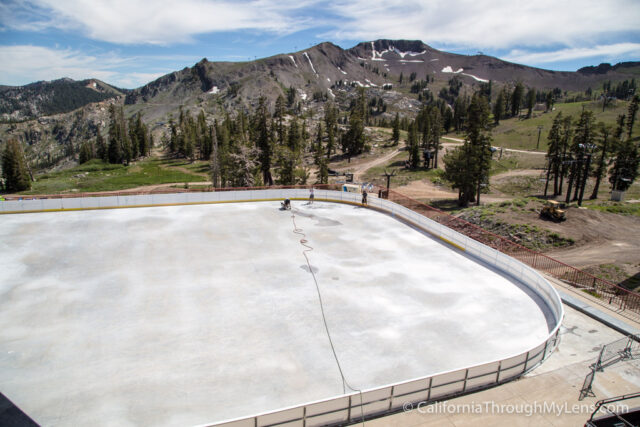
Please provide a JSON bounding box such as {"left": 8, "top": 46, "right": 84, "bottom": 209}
{"left": 546, "top": 112, "right": 564, "bottom": 195}
{"left": 430, "top": 107, "right": 442, "bottom": 169}
{"left": 609, "top": 139, "right": 639, "bottom": 191}
{"left": 444, "top": 94, "right": 492, "bottom": 206}
{"left": 492, "top": 90, "right": 505, "bottom": 125}
{"left": 324, "top": 102, "right": 337, "bottom": 158}
{"left": 570, "top": 110, "right": 596, "bottom": 201}
{"left": 511, "top": 82, "right": 525, "bottom": 117}
{"left": 107, "top": 105, "right": 123, "bottom": 164}
{"left": 96, "top": 130, "right": 107, "bottom": 162}
{"left": 210, "top": 123, "right": 220, "bottom": 188}
{"left": 392, "top": 112, "right": 400, "bottom": 145}
{"left": 525, "top": 88, "right": 536, "bottom": 118}
{"left": 628, "top": 95, "right": 639, "bottom": 139}
{"left": 407, "top": 123, "right": 420, "bottom": 169}
{"left": 254, "top": 97, "right": 273, "bottom": 186}
{"left": 557, "top": 115, "right": 574, "bottom": 195}
{"left": 78, "top": 141, "right": 94, "bottom": 164}
{"left": 590, "top": 123, "right": 614, "bottom": 199}
{"left": 1, "top": 139, "right": 31, "bottom": 192}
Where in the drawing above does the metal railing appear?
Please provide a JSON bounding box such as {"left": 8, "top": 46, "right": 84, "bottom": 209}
{"left": 385, "top": 189, "right": 640, "bottom": 322}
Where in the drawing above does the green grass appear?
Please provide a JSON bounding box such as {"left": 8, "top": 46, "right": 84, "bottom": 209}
{"left": 363, "top": 150, "right": 444, "bottom": 186}
{"left": 494, "top": 176, "right": 546, "bottom": 196}
{"left": 490, "top": 152, "right": 546, "bottom": 175}
{"left": 447, "top": 100, "right": 632, "bottom": 152}
{"left": 19, "top": 158, "right": 208, "bottom": 194}
{"left": 584, "top": 201, "right": 640, "bottom": 217}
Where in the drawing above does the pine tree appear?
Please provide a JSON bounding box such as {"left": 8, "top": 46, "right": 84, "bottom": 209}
{"left": 628, "top": 95, "right": 639, "bottom": 139}
{"left": 324, "top": 102, "right": 337, "bottom": 158}
{"left": 511, "top": 82, "right": 524, "bottom": 117}
{"left": 78, "top": 141, "right": 94, "bottom": 164}
{"left": 444, "top": 94, "right": 492, "bottom": 206}
{"left": 314, "top": 122, "right": 323, "bottom": 165}
{"left": 493, "top": 90, "right": 505, "bottom": 125}
{"left": 107, "top": 105, "right": 122, "bottom": 164}
{"left": 317, "top": 157, "right": 329, "bottom": 184}
{"left": 254, "top": 97, "right": 273, "bottom": 185}
{"left": 557, "top": 115, "right": 573, "bottom": 195}
{"left": 96, "top": 130, "right": 107, "bottom": 162}
{"left": 546, "top": 113, "right": 563, "bottom": 195}
{"left": 392, "top": 113, "right": 400, "bottom": 145}
{"left": 590, "top": 123, "right": 614, "bottom": 199}
{"left": 408, "top": 123, "right": 420, "bottom": 169}
{"left": 525, "top": 88, "right": 536, "bottom": 118}
{"left": 609, "top": 139, "right": 639, "bottom": 191}
{"left": 210, "top": 123, "right": 220, "bottom": 188}
{"left": 1, "top": 139, "right": 31, "bottom": 192}
{"left": 545, "top": 92, "right": 555, "bottom": 112}
{"left": 430, "top": 107, "right": 442, "bottom": 169}
{"left": 568, "top": 110, "right": 595, "bottom": 201}
{"left": 342, "top": 110, "right": 365, "bottom": 161}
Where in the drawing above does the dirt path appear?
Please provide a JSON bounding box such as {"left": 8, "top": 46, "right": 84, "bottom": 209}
{"left": 441, "top": 137, "right": 546, "bottom": 155}
{"left": 335, "top": 148, "right": 402, "bottom": 182}
{"left": 394, "top": 179, "right": 458, "bottom": 199}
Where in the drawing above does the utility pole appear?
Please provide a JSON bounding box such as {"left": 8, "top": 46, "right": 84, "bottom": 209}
{"left": 577, "top": 153, "right": 592, "bottom": 206}
{"left": 536, "top": 125, "right": 543, "bottom": 150}
{"left": 382, "top": 169, "right": 396, "bottom": 199}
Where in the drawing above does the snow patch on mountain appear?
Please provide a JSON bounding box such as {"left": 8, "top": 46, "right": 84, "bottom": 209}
{"left": 392, "top": 47, "right": 426, "bottom": 58}
{"left": 462, "top": 73, "right": 489, "bottom": 83}
{"left": 337, "top": 66, "right": 347, "bottom": 75}
{"left": 303, "top": 52, "right": 316, "bottom": 74}
{"left": 365, "top": 79, "right": 377, "bottom": 87}
{"left": 208, "top": 86, "right": 219, "bottom": 94}
{"left": 288, "top": 55, "right": 297, "bottom": 68}
{"left": 441, "top": 65, "right": 489, "bottom": 83}
{"left": 442, "top": 66, "right": 463, "bottom": 73}
{"left": 327, "top": 88, "right": 335, "bottom": 98}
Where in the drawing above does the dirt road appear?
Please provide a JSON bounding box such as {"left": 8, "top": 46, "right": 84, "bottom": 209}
{"left": 441, "top": 136, "right": 546, "bottom": 155}
{"left": 335, "top": 148, "right": 402, "bottom": 182}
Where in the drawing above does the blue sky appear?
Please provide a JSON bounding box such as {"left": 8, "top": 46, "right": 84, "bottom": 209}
{"left": 1, "top": 0, "right": 639, "bottom": 89}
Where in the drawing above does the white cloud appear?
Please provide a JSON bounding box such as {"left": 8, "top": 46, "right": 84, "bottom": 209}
{"left": 323, "top": 0, "right": 640, "bottom": 50}
{"left": 0, "top": 45, "right": 168, "bottom": 87}
{"left": 505, "top": 43, "right": 640, "bottom": 65}
{"left": 3, "top": 0, "right": 312, "bottom": 45}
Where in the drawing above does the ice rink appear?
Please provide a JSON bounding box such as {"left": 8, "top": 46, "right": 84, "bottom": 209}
{"left": 0, "top": 201, "right": 554, "bottom": 426}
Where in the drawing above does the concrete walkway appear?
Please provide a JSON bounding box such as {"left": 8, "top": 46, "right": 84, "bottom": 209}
{"left": 364, "top": 275, "right": 640, "bottom": 426}
{"left": 365, "top": 304, "right": 640, "bottom": 426}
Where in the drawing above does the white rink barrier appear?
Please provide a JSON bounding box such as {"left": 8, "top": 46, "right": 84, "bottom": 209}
{"left": 1, "top": 189, "right": 564, "bottom": 426}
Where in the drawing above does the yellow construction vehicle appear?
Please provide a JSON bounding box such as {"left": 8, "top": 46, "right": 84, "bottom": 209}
{"left": 540, "top": 200, "right": 566, "bottom": 222}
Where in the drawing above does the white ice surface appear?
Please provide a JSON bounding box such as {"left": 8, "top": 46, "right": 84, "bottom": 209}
{"left": 0, "top": 202, "right": 552, "bottom": 426}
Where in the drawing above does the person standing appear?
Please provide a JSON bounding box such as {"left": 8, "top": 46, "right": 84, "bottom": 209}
{"left": 362, "top": 189, "right": 368, "bottom": 205}
{"left": 309, "top": 187, "right": 315, "bottom": 204}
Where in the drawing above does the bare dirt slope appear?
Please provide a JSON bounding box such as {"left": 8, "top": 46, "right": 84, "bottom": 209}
{"left": 543, "top": 208, "right": 640, "bottom": 268}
